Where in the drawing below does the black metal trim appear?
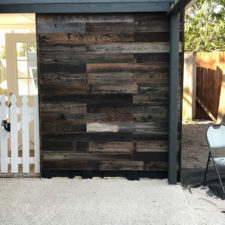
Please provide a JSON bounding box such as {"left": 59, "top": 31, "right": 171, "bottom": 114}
{"left": 0, "top": 2, "right": 172, "bottom": 13}
{"left": 168, "top": 13, "right": 180, "bottom": 184}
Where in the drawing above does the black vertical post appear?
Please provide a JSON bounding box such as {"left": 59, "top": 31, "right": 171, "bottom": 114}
{"left": 168, "top": 13, "right": 180, "bottom": 184}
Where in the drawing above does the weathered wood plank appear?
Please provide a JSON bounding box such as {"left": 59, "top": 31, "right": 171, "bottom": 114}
{"left": 37, "top": 14, "right": 134, "bottom": 24}
{"left": 89, "top": 141, "right": 134, "bottom": 152}
{"left": 42, "top": 132, "right": 133, "bottom": 142}
{"left": 87, "top": 122, "right": 134, "bottom": 133}
{"left": 133, "top": 105, "right": 168, "bottom": 122}
{"left": 86, "top": 43, "right": 170, "bottom": 53}
{"left": 42, "top": 152, "right": 132, "bottom": 161}
{"left": 39, "top": 73, "right": 86, "bottom": 84}
{"left": 38, "top": 43, "right": 86, "bottom": 54}
{"left": 133, "top": 85, "right": 169, "bottom": 104}
{"left": 40, "top": 103, "right": 87, "bottom": 113}
{"left": 88, "top": 72, "right": 137, "bottom": 94}
{"left": 39, "top": 42, "right": 170, "bottom": 54}
{"left": 136, "top": 140, "right": 168, "bottom": 152}
{"left": 41, "top": 121, "right": 86, "bottom": 133}
{"left": 87, "top": 63, "right": 169, "bottom": 73}
{"left": 86, "top": 21, "right": 169, "bottom": 33}
{"left": 89, "top": 83, "right": 138, "bottom": 94}
{"left": 86, "top": 122, "right": 167, "bottom": 134}
{"left": 133, "top": 73, "right": 169, "bottom": 84}
{"left": 37, "top": 22, "right": 86, "bottom": 33}
{"left": 134, "top": 53, "right": 169, "bottom": 63}
{"left": 87, "top": 72, "right": 134, "bottom": 84}
{"left": 37, "top": 12, "right": 183, "bottom": 174}
{"left": 39, "top": 33, "right": 134, "bottom": 44}
{"left": 42, "top": 140, "right": 88, "bottom": 152}
{"left": 41, "top": 112, "right": 133, "bottom": 123}
{"left": 40, "top": 94, "right": 133, "bottom": 105}
{"left": 39, "top": 53, "right": 134, "bottom": 64}
{"left": 42, "top": 159, "right": 145, "bottom": 171}
{"left": 39, "top": 83, "right": 88, "bottom": 96}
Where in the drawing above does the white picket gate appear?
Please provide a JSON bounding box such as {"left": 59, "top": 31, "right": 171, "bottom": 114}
{"left": 0, "top": 95, "right": 40, "bottom": 175}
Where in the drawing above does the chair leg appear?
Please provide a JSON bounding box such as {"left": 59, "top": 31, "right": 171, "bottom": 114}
{"left": 211, "top": 157, "right": 225, "bottom": 194}
{"left": 203, "top": 153, "right": 210, "bottom": 186}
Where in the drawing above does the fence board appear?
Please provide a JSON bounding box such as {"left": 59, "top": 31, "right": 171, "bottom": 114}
{"left": 22, "top": 96, "right": 30, "bottom": 173}
{"left": 0, "top": 95, "right": 8, "bottom": 173}
{"left": 195, "top": 52, "right": 224, "bottom": 120}
{"left": 10, "top": 95, "right": 18, "bottom": 173}
{"left": 0, "top": 95, "right": 40, "bottom": 175}
{"left": 34, "top": 95, "right": 40, "bottom": 173}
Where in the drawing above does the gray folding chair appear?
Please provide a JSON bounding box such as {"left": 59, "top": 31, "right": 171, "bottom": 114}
{"left": 203, "top": 124, "right": 225, "bottom": 196}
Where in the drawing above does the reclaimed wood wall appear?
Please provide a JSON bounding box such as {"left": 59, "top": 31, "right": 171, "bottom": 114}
{"left": 37, "top": 13, "right": 183, "bottom": 174}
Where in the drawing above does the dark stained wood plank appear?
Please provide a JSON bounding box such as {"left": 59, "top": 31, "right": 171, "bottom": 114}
{"left": 42, "top": 152, "right": 132, "bottom": 161}
{"left": 133, "top": 85, "right": 169, "bottom": 104}
{"left": 134, "top": 53, "right": 169, "bottom": 63}
{"left": 87, "top": 63, "right": 169, "bottom": 73}
{"left": 133, "top": 105, "right": 168, "bottom": 122}
{"left": 86, "top": 21, "right": 169, "bottom": 33}
{"left": 133, "top": 152, "right": 168, "bottom": 162}
{"left": 133, "top": 13, "right": 168, "bottom": 22}
{"left": 39, "top": 83, "right": 88, "bottom": 96}
{"left": 133, "top": 73, "right": 169, "bottom": 84}
{"left": 41, "top": 121, "right": 86, "bottom": 133}
{"left": 144, "top": 161, "right": 168, "bottom": 171}
{"left": 133, "top": 32, "right": 170, "bottom": 42}
{"left": 39, "top": 63, "right": 86, "bottom": 74}
{"left": 40, "top": 94, "right": 133, "bottom": 105}
{"left": 38, "top": 43, "right": 86, "bottom": 54}
{"left": 136, "top": 140, "right": 168, "bottom": 152}
{"left": 42, "top": 140, "right": 88, "bottom": 152}
{"left": 42, "top": 159, "right": 145, "bottom": 171}
{"left": 41, "top": 112, "right": 133, "bottom": 123}
{"left": 97, "top": 161, "right": 144, "bottom": 171}
{"left": 89, "top": 141, "right": 134, "bottom": 153}
{"left": 87, "top": 72, "right": 134, "bottom": 84}
{"left": 87, "top": 105, "right": 134, "bottom": 114}
{"left": 39, "top": 73, "right": 86, "bottom": 84}
{"left": 42, "top": 132, "right": 133, "bottom": 142}
{"left": 39, "top": 53, "right": 134, "bottom": 64}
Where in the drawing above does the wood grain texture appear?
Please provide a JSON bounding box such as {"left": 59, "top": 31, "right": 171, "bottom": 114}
{"left": 37, "top": 12, "right": 183, "bottom": 174}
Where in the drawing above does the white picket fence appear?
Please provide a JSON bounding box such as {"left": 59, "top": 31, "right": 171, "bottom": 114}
{"left": 0, "top": 95, "right": 40, "bottom": 174}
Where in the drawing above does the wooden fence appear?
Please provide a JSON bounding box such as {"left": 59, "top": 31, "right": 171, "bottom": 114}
{"left": 183, "top": 52, "right": 225, "bottom": 122}
{"left": 0, "top": 95, "right": 40, "bottom": 175}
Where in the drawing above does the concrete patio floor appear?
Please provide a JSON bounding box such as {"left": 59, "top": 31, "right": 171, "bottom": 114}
{"left": 0, "top": 178, "right": 224, "bottom": 225}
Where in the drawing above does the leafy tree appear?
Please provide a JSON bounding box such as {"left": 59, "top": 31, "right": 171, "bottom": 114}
{"left": 0, "top": 46, "right": 6, "bottom": 60}
{"left": 185, "top": 0, "right": 225, "bottom": 52}
{"left": 17, "top": 42, "right": 37, "bottom": 57}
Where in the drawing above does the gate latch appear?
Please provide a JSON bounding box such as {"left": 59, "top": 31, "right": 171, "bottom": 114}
{"left": 1, "top": 120, "right": 10, "bottom": 132}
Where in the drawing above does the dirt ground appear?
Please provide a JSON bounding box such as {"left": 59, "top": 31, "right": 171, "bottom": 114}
{"left": 0, "top": 178, "right": 224, "bottom": 225}
{"left": 182, "top": 120, "right": 213, "bottom": 169}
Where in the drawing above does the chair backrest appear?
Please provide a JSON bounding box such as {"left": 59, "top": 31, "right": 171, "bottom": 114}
{"left": 207, "top": 124, "right": 225, "bottom": 148}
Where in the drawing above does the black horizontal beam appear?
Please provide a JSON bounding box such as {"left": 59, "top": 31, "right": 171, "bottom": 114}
{"left": 0, "top": 2, "right": 173, "bottom": 13}
{"left": 0, "top": 0, "right": 174, "bottom": 4}
{"left": 168, "top": 0, "right": 194, "bottom": 15}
